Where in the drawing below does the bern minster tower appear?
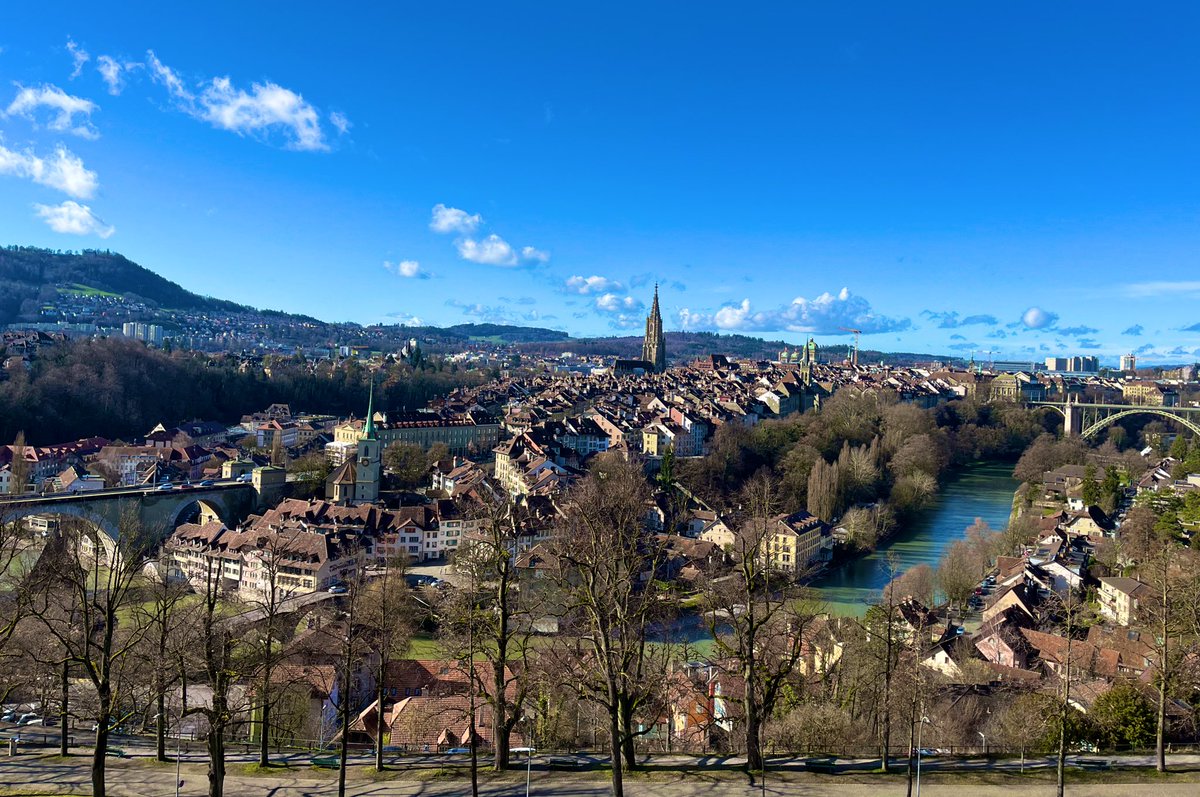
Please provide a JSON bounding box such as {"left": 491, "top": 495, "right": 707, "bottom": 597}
{"left": 642, "top": 284, "right": 667, "bottom": 373}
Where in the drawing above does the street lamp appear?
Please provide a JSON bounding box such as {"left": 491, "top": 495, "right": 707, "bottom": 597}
{"left": 514, "top": 718, "right": 534, "bottom": 797}
{"left": 175, "top": 700, "right": 185, "bottom": 797}
{"left": 978, "top": 730, "right": 987, "bottom": 758}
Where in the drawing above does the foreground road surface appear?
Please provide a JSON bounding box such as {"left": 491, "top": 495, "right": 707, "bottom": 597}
{"left": 2, "top": 755, "right": 1199, "bottom": 797}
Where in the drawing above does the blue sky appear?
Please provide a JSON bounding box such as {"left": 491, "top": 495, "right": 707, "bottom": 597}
{"left": 2, "top": 3, "right": 1200, "bottom": 363}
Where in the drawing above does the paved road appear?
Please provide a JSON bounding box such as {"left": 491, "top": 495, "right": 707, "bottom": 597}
{"left": 1, "top": 755, "right": 1199, "bottom": 796}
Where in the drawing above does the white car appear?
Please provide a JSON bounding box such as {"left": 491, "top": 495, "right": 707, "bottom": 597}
{"left": 16, "top": 714, "right": 43, "bottom": 726}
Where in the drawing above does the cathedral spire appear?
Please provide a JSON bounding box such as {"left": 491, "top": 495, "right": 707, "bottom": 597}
{"left": 363, "top": 374, "right": 378, "bottom": 440}
{"left": 642, "top": 285, "right": 666, "bottom": 373}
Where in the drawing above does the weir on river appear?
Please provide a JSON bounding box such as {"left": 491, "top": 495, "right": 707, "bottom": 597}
{"left": 811, "top": 460, "right": 1020, "bottom": 615}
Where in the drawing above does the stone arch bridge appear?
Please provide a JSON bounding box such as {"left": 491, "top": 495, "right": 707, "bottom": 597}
{"left": 0, "top": 474, "right": 286, "bottom": 542}
{"left": 1029, "top": 399, "right": 1200, "bottom": 439}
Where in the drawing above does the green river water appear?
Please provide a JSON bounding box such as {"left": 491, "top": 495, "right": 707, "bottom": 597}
{"left": 811, "top": 460, "right": 1021, "bottom": 615}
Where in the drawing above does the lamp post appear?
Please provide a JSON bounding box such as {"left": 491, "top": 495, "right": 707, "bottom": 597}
{"left": 175, "top": 701, "right": 184, "bottom": 797}
{"left": 978, "top": 730, "right": 987, "bottom": 758}
{"left": 915, "top": 716, "right": 929, "bottom": 797}
{"left": 518, "top": 716, "right": 533, "bottom": 797}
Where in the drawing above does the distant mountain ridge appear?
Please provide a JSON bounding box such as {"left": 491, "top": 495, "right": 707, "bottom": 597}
{"left": 0, "top": 245, "right": 247, "bottom": 324}
{"left": 1, "top": 245, "right": 950, "bottom": 362}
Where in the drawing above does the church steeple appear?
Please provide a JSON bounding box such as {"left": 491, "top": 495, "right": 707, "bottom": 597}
{"left": 363, "top": 376, "right": 377, "bottom": 440}
{"left": 642, "top": 284, "right": 666, "bottom": 373}
{"left": 353, "top": 373, "right": 381, "bottom": 504}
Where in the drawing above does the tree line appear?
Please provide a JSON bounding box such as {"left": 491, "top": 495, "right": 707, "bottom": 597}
{"left": 678, "top": 391, "right": 1051, "bottom": 551}
{"left": 0, "top": 337, "right": 489, "bottom": 443}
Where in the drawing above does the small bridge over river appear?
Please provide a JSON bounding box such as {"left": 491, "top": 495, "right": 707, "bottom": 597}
{"left": 1029, "top": 397, "right": 1200, "bottom": 439}
{"left": 0, "top": 468, "right": 287, "bottom": 541}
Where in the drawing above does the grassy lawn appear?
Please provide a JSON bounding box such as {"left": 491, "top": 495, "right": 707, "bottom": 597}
{"left": 57, "top": 283, "right": 122, "bottom": 298}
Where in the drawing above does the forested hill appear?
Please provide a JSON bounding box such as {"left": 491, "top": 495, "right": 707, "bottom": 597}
{"left": 0, "top": 246, "right": 247, "bottom": 324}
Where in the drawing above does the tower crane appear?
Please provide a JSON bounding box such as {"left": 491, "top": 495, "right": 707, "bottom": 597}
{"left": 838, "top": 327, "right": 862, "bottom": 366}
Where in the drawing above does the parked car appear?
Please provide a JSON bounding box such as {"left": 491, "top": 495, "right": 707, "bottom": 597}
{"left": 327, "top": 584, "right": 348, "bottom": 594}
{"left": 156, "top": 483, "right": 174, "bottom": 491}
{"left": 16, "top": 714, "right": 42, "bottom": 726}
{"left": 445, "top": 747, "right": 469, "bottom": 755}
{"left": 1, "top": 709, "right": 16, "bottom": 722}
{"left": 199, "top": 479, "right": 215, "bottom": 487}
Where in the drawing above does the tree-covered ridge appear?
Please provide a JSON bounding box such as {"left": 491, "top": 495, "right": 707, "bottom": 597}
{"left": 0, "top": 246, "right": 249, "bottom": 324}
{"left": 0, "top": 337, "right": 490, "bottom": 442}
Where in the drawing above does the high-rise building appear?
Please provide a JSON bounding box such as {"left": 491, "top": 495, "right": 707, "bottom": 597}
{"left": 1120, "top": 353, "right": 1137, "bottom": 373}
{"left": 1045, "top": 357, "right": 1069, "bottom": 372}
{"left": 642, "top": 285, "right": 666, "bottom": 373}
{"left": 122, "top": 322, "right": 164, "bottom": 346}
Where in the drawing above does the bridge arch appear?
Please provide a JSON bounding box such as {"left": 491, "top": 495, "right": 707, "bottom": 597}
{"left": 1081, "top": 408, "right": 1200, "bottom": 440}
{"left": 167, "top": 498, "right": 230, "bottom": 531}
{"left": 0, "top": 501, "right": 121, "bottom": 539}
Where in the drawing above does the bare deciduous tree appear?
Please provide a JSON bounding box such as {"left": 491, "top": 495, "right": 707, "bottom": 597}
{"left": 702, "top": 471, "right": 821, "bottom": 777}
{"left": 549, "top": 452, "right": 667, "bottom": 797}
{"left": 28, "top": 510, "right": 155, "bottom": 797}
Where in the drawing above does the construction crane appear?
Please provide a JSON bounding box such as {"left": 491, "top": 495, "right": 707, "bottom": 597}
{"left": 838, "top": 327, "right": 862, "bottom": 366}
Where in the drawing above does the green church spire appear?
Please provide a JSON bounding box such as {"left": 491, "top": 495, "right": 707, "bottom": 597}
{"left": 363, "top": 375, "right": 378, "bottom": 440}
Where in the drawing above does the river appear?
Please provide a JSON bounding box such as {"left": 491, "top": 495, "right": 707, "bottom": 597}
{"left": 811, "top": 460, "right": 1020, "bottom": 615}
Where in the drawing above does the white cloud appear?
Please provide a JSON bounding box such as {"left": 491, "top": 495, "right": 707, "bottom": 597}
{"left": 142, "top": 50, "right": 326, "bottom": 151}
{"left": 0, "top": 141, "right": 99, "bottom": 198}
{"left": 5, "top": 85, "right": 99, "bottom": 139}
{"left": 565, "top": 275, "right": 623, "bottom": 295}
{"left": 676, "top": 287, "right": 910, "bottom": 335}
{"left": 66, "top": 39, "right": 90, "bottom": 79}
{"left": 457, "top": 234, "right": 518, "bottom": 266}
{"left": 6, "top": 84, "right": 99, "bottom": 139}
{"left": 33, "top": 200, "right": 114, "bottom": 238}
{"left": 330, "top": 111, "right": 351, "bottom": 135}
{"left": 1125, "top": 281, "right": 1200, "bottom": 298}
{"left": 521, "top": 245, "right": 549, "bottom": 263}
{"left": 383, "top": 259, "right": 427, "bottom": 279}
{"left": 198, "top": 77, "right": 325, "bottom": 151}
{"left": 145, "top": 50, "right": 193, "bottom": 101}
{"left": 594, "top": 293, "right": 644, "bottom": 314}
{"left": 96, "top": 55, "right": 133, "bottom": 95}
{"left": 430, "top": 203, "right": 482, "bottom": 234}
{"left": 387, "top": 312, "right": 424, "bottom": 325}
{"left": 1020, "top": 307, "right": 1058, "bottom": 329}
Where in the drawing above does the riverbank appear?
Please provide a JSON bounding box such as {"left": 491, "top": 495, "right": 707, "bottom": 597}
{"left": 810, "top": 461, "right": 1020, "bottom": 616}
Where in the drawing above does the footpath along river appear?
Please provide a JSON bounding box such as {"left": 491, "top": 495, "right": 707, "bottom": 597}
{"left": 811, "top": 460, "right": 1020, "bottom": 615}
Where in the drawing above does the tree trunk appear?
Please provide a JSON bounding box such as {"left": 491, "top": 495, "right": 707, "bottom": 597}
{"left": 744, "top": 695, "right": 762, "bottom": 774}
{"left": 607, "top": 676, "right": 625, "bottom": 797}
{"left": 492, "top": 657, "right": 510, "bottom": 771}
{"left": 905, "top": 701, "right": 915, "bottom": 797}
{"left": 157, "top": 686, "right": 167, "bottom": 762}
{"left": 157, "top": 621, "right": 169, "bottom": 762}
{"left": 1056, "top": 629, "right": 1072, "bottom": 797}
{"left": 619, "top": 696, "right": 637, "bottom": 771}
{"left": 207, "top": 723, "right": 225, "bottom": 797}
{"left": 1156, "top": 606, "right": 1168, "bottom": 773}
{"left": 338, "top": 694, "right": 351, "bottom": 797}
{"left": 60, "top": 661, "right": 69, "bottom": 757}
{"left": 91, "top": 721, "right": 108, "bottom": 797}
{"left": 258, "top": 695, "right": 271, "bottom": 768}
{"left": 374, "top": 672, "right": 385, "bottom": 772}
